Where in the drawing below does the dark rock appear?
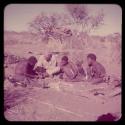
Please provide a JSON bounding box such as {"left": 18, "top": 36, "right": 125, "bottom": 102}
{"left": 96, "top": 113, "right": 117, "bottom": 121}
{"left": 28, "top": 51, "right": 33, "bottom": 54}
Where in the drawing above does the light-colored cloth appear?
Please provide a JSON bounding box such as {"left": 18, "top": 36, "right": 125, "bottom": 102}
{"left": 34, "top": 55, "right": 60, "bottom": 75}
{"left": 34, "top": 55, "right": 56, "bottom": 69}
{"left": 47, "top": 66, "right": 60, "bottom": 75}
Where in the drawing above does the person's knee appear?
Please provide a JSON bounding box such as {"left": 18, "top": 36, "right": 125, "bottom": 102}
{"left": 91, "top": 78, "right": 103, "bottom": 84}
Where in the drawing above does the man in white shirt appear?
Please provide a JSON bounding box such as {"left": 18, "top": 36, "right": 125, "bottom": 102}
{"left": 34, "top": 53, "right": 60, "bottom": 77}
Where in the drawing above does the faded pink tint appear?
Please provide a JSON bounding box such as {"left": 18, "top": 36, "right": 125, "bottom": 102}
{"left": 4, "top": 4, "right": 121, "bottom": 121}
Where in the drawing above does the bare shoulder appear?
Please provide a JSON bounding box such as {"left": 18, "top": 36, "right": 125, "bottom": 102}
{"left": 96, "top": 62, "right": 105, "bottom": 68}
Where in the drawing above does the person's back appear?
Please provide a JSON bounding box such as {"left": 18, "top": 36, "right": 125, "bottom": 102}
{"left": 14, "top": 60, "right": 28, "bottom": 81}
{"left": 15, "top": 60, "right": 27, "bottom": 74}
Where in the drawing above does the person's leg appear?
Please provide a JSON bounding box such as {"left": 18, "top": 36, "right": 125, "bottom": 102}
{"left": 91, "top": 77, "right": 104, "bottom": 84}
{"left": 8, "top": 74, "right": 27, "bottom": 87}
{"left": 70, "top": 74, "right": 86, "bottom": 82}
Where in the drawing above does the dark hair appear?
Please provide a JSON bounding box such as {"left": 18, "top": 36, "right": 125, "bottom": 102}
{"left": 28, "top": 56, "right": 37, "bottom": 65}
{"left": 62, "top": 56, "right": 68, "bottom": 62}
{"left": 87, "top": 53, "right": 96, "bottom": 61}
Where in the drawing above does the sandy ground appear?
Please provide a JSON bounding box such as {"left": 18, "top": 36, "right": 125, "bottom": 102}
{"left": 4, "top": 79, "right": 121, "bottom": 121}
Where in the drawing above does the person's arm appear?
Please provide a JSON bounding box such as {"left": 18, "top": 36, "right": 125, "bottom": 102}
{"left": 51, "top": 55, "right": 57, "bottom": 67}
{"left": 70, "top": 62, "right": 78, "bottom": 78}
{"left": 86, "top": 66, "right": 93, "bottom": 81}
{"left": 96, "top": 64, "right": 106, "bottom": 79}
{"left": 90, "top": 64, "right": 106, "bottom": 84}
{"left": 79, "top": 64, "right": 86, "bottom": 77}
{"left": 34, "top": 56, "right": 44, "bottom": 70}
{"left": 100, "top": 67, "right": 106, "bottom": 78}
{"left": 86, "top": 70, "right": 103, "bottom": 84}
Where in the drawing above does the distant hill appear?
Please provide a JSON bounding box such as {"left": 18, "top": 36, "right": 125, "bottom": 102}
{"left": 4, "top": 31, "right": 38, "bottom": 45}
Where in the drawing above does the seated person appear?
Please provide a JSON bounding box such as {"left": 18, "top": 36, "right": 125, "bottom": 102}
{"left": 26, "top": 56, "right": 38, "bottom": 78}
{"left": 34, "top": 53, "right": 60, "bottom": 77}
{"left": 8, "top": 56, "right": 38, "bottom": 87}
{"left": 59, "top": 56, "right": 78, "bottom": 81}
{"left": 86, "top": 53, "right": 106, "bottom": 84}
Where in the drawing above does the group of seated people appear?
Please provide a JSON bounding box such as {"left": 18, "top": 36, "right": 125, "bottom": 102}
{"left": 8, "top": 52, "right": 107, "bottom": 87}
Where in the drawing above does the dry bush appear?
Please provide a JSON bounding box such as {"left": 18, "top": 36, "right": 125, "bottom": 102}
{"left": 4, "top": 88, "right": 29, "bottom": 111}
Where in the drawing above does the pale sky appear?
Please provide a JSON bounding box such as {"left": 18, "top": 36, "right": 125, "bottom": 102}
{"left": 4, "top": 4, "right": 122, "bottom": 36}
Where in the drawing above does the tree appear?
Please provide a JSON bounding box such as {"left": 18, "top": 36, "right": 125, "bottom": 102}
{"left": 66, "top": 4, "right": 104, "bottom": 33}
{"left": 66, "top": 4, "right": 88, "bottom": 23}
{"left": 29, "top": 12, "right": 72, "bottom": 43}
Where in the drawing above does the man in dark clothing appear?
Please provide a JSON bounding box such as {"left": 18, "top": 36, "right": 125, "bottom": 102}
{"left": 25, "top": 56, "right": 38, "bottom": 78}
{"left": 9, "top": 56, "right": 38, "bottom": 87}
{"left": 86, "top": 53, "right": 106, "bottom": 84}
